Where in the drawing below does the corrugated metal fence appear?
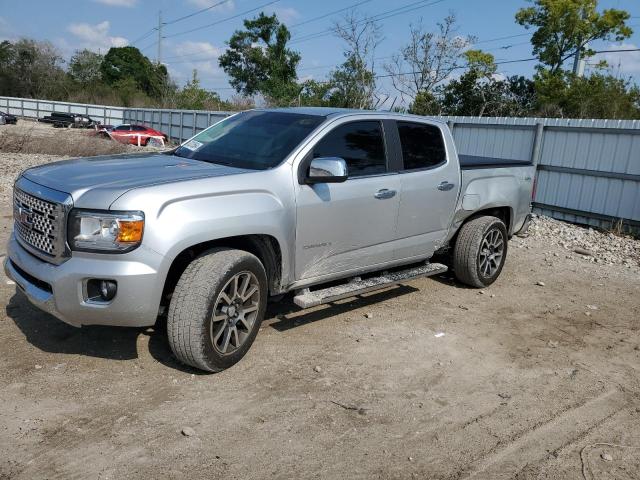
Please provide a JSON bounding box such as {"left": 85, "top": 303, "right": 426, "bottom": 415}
{"left": 442, "top": 116, "right": 640, "bottom": 232}
{"left": 2, "top": 96, "right": 639, "bottom": 232}
{"left": 0, "top": 95, "right": 126, "bottom": 125}
{"left": 122, "top": 107, "right": 230, "bottom": 144}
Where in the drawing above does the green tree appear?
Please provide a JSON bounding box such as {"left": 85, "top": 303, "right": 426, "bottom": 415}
{"left": 0, "top": 39, "right": 68, "bottom": 99}
{"left": 408, "top": 90, "right": 442, "bottom": 116}
{"left": 101, "top": 46, "right": 168, "bottom": 99}
{"left": 535, "top": 71, "right": 640, "bottom": 118}
{"left": 176, "top": 70, "right": 225, "bottom": 110}
{"left": 326, "top": 55, "right": 377, "bottom": 109}
{"left": 429, "top": 50, "right": 537, "bottom": 117}
{"left": 298, "top": 80, "right": 335, "bottom": 107}
{"left": 68, "top": 49, "right": 103, "bottom": 86}
{"left": 0, "top": 41, "right": 16, "bottom": 95}
{"left": 437, "top": 50, "right": 498, "bottom": 116}
{"left": 219, "top": 13, "right": 300, "bottom": 105}
{"left": 516, "top": 0, "right": 632, "bottom": 74}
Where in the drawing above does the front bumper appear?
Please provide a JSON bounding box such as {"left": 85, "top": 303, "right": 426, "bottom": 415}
{"left": 4, "top": 233, "right": 166, "bottom": 327}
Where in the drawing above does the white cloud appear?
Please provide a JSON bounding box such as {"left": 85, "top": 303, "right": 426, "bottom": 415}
{"left": 67, "top": 21, "right": 128, "bottom": 52}
{"left": 166, "top": 41, "right": 226, "bottom": 87}
{"left": 176, "top": 40, "right": 223, "bottom": 58}
{"left": 593, "top": 43, "right": 640, "bottom": 76}
{"left": 93, "top": 0, "right": 137, "bottom": 7}
{"left": 187, "top": 0, "right": 235, "bottom": 12}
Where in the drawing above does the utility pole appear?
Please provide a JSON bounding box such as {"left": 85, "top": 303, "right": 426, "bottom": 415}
{"left": 572, "top": 42, "right": 587, "bottom": 77}
{"left": 157, "top": 10, "right": 163, "bottom": 65}
{"left": 572, "top": 8, "right": 588, "bottom": 77}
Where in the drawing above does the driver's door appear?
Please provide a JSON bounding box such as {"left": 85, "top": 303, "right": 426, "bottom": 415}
{"left": 294, "top": 120, "right": 400, "bottom": 281}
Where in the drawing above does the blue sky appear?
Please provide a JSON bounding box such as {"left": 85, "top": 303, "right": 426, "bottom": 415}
{"left": 1, "top": 0, "right": 639, "bottom": 103}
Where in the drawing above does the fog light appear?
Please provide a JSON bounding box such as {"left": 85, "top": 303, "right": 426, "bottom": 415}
{"left": 86, "top": 279, "right": 117, "bottom": 302}
{"left": 100, "top": 280, "right": 117, "bottom": 301}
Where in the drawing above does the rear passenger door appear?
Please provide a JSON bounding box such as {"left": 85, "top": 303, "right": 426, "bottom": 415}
{"left": 294, "top": 119, "right": 401, "bottom": 281}
{"left": 393, "top": 121, "right": 459, "bottom": 260}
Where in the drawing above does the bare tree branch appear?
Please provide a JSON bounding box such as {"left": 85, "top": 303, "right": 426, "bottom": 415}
{"left": 332, "top": 10, "right": 382, "bottom": 109}
{"left": 384, "top": 14, "right": 474, "bottom": 103}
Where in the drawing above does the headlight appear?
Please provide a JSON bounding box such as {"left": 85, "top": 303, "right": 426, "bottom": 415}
{"left": 68, "top": 210, "right": 144, "bottom": 253}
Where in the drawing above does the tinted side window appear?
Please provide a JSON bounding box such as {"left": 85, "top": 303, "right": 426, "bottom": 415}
{"left": 115, "top": 125, "right": 130, "bottom": 131}
{"left": 397, "top": 122, "right": 446, "bottom": 170}
{"left": 131, "top": 125, "right": 146, "bottom": 131}
{"left": 314, "top": 121, "right": 386, "bottom": 177}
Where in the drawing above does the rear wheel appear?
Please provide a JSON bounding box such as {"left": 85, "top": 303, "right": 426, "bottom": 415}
{"left": 167, "top": 248, "right": 267, "bottom": 372}
{"left": 453, "top": 216, "right": 508, "bottom": 288}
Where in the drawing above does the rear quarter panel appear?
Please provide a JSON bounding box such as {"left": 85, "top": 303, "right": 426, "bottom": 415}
{"left": 449, "top": 166, "right": 535, "bottom": 238}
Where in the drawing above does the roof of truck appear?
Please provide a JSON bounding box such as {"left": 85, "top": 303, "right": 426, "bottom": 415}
{"left": 258, "top": 107, "right": 447, "bottom": 124}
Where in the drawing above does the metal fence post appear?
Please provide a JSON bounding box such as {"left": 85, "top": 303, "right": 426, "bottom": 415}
{"left": 179, "top": 112, "right": 184, "bottom": 143}
{"left": 530, "top": 122, "right": 545, "bottom": 204}
{"left": 531, "top": 122, "right": 545, "bottom": 168}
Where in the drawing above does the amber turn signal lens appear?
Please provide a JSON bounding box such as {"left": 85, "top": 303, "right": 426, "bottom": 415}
{"left": 116, "top": 220, "right": 144, "bottom": 243}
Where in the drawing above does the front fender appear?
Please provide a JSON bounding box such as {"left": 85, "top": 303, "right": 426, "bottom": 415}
{"left": 110, "top": 167, "right": 295, "bottom": 288}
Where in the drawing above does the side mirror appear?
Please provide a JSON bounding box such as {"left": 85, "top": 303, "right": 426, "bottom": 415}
{"left": 306, "top": 157, "right": 348, "bottom": 184}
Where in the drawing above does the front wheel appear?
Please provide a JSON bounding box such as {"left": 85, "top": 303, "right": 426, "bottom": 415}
{"left": 453, "top": 216, "right": 508, "bottom": 288}
{"left": 167, "top": 248, "right": 267, "bottom": 372}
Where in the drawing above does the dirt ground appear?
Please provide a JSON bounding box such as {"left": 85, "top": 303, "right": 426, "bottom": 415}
{"left": 1, "top": 129, "right": 639, "bottom": 479}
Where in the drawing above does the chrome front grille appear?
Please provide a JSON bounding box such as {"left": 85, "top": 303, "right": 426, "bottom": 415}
{"left": 13, "top": 186, "right": 67, "bottom": 261}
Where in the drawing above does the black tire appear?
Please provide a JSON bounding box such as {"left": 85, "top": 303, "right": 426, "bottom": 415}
{"left": 167, "top": 248, "right": 267, "bottom": 372}
{"left": 453, "top": 216, "right": 508, "bottom": 288}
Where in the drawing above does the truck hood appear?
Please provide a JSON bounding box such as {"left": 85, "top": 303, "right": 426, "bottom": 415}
{"left": 22, "top": 153, "right": 250, "bottom": 207}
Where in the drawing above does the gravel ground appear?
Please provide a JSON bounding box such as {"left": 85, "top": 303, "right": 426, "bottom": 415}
{"left": 524, "top": 214, "right": 640, "bottom": 272}
{"left": 0, "top": 152, "right": 63, "bottom": 204}
{"left": 0, "top": 149, "right": 639, "bottom": 479}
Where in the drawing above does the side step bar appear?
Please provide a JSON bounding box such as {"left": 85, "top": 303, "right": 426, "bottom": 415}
{"left": 293, "top": 262, "right": 448, "bottom": 309}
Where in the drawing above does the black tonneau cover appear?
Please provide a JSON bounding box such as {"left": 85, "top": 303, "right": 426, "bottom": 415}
{"left": 459, "top": 154, "right": 533, "bottom": 169}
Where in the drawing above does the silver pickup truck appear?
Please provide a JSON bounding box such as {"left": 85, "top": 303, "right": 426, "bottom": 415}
{"left": 5, "top": 108, "right": 534, "bottom": 372}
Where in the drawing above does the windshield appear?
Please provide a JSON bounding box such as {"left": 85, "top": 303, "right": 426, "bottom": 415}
{"left": 174, "top": 111, "right": 324, "bottom": 170}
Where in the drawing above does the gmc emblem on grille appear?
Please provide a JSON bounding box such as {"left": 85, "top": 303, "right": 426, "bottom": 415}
{"left": 15, "top": 206, "right": 34, "bottom": 230}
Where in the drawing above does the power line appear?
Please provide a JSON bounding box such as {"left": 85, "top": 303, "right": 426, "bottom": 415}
{"left": 130, "top": 1, "right": 234, "bottom": 48}
{"left": 372, "top": 48, "right": 640, "bottom": 80}
{"left": 164, "top": 0, "right": 234, "bottom": 26}
{"left": 472, "top": 32, "right": 531, "bottom": 45}
{"left": 130, "top": 27, "right": 158, "bottom": 46}
{"left": 165, "top": 0, "right": 449, "bottom": 62}
{"left": 594, "top": 47, "right": 640, "bottom": 54}
{"left": 163, "top": 0, "right": 377, "bottom": 61}
{"left": 139, "top": 40, "right": 159, "bottom": 52}
{"left": 296, "top": 38, "right": 532, "bottom": 74}
{"left": 290, "top": 0, "right": 449, "bottom": 45}
{"left": 173, "top": 47, "right": 640, "bottom": 94}
{"left": 162, "top": 0, "right": 281, "bottom": 39}
{"left": 289, "top": 0, "right": 375, "bottom": 29}
{"left": 181, "top": 36, "right": 530, "bottom": 72}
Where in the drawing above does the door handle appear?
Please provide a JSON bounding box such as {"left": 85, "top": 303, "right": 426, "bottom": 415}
{"left": 437, "top": 181, "right": 455, "bottom": 191}
{"left": 374, "top": 189, "right": 397, "bottom": 200}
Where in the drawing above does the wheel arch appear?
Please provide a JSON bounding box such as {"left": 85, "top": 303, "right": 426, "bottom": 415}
{"left": 161, "top": 234, "right": 283, "bottom": 309}
{"left": 448, "top": 205, "right": 513, "bottom": 250}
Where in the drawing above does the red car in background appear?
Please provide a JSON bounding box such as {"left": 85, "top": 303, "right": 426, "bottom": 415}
{"left": 97, "top": 124, "right": 168, "bottom": 146}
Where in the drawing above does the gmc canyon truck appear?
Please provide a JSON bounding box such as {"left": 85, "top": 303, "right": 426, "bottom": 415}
{"left": 5, "top": 108, "right": 534, "bottom": 372}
